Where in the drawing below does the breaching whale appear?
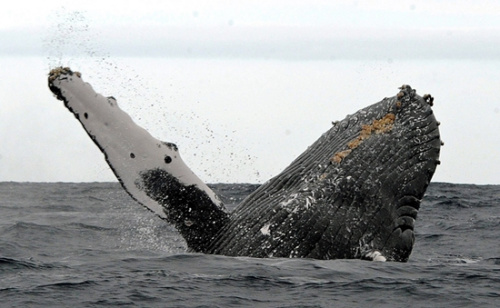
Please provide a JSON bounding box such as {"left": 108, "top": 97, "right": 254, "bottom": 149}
{"left": 48, "top": 67, "right": 441, "bottom": 262}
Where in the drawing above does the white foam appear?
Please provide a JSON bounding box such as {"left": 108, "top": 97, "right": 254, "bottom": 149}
{"left": 366, "top": 251, "right": 387, "bottom": 262}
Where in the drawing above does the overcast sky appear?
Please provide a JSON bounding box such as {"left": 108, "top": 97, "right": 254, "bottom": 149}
{"left": 0, "top": 1, "right": 499, "bottom": 184}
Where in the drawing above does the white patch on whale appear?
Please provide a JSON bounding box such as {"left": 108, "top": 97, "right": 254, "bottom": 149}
{"left": 48, "top": 69, "right": 223, "bottom": 219}
{"left": 260, "top": 223, "right": 271, "bottom": 236}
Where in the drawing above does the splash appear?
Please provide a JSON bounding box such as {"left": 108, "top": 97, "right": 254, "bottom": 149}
{"left": 43, "top": 7, "right": 260, "bottom": 183}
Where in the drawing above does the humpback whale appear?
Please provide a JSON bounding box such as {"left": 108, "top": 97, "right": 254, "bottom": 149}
{"left": 48, "top": 67, "right": 441, "bottom": 262}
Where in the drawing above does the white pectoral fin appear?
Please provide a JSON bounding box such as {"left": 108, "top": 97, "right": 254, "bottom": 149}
{"left": 48, "top": 67, "right": 222, "bottom": 219}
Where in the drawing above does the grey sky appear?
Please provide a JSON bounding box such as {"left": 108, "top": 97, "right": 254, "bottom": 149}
{"left": 1, "top": 1, "right": 499, "bottom": 184}
{"left": 2, "top": 2, "right": 500, "bottom": 60}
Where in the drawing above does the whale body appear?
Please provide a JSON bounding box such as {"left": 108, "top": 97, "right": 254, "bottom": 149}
{"left": 48, "top": 67, "right": 441, "bottom": 262}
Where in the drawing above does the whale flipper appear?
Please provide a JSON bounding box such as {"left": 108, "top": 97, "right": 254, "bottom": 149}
{"left": 48, "top": 67, "right": 441, "bottom": 261}
{"left": 48, "top": 67, "right": 229, "bottom": 252}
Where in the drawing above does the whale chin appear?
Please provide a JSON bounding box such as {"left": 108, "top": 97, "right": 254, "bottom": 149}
{"left": 48, "top": 68, "right": 441, "bottom": 262}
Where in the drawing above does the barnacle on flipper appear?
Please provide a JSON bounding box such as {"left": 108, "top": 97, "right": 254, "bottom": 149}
{"left": 48, "top": 66, "right": 81, "bottom": 82}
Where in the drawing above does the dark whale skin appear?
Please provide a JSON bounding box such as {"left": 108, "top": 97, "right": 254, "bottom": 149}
{"left": 48, "top": 68, "right": 440, "bottom": 262}
{"left": 207, "top": 85, "right": 441, "bottom": 262}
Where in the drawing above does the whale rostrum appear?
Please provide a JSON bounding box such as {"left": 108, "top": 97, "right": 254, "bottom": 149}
{"left": 48, "top": 67, "right": 441, "bottom": 262}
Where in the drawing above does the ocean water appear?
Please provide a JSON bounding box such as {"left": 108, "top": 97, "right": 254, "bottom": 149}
{"left": 0, "top": 182, "right": 498, "bottom": 307}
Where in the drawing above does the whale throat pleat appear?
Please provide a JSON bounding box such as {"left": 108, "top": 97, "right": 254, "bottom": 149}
{"left": 208, "top": 86, "right": 441, "bottom": 261}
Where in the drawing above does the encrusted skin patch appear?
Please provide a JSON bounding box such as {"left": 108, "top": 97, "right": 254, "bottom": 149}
{"left": 331, "top": 113, "right": 396, "bottom": 164}
{"left": 49, "top": 67, "right": 81, "bottom": 82}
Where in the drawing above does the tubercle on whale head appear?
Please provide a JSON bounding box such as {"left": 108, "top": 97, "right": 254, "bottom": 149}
{"left": 395, "top": 84, "right": 417, "bottom": 109}
{"left": 423, "top": 94, "right": 434, "bottom": 106}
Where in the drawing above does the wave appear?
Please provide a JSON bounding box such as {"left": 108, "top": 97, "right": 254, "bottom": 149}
{"left": 0, "top": 257, "right": 63, "bottom": 272}
{"left": 0, "top": 182, "right": 498, "bottom": 307}
{"left": 3, "top": 221, "right": 64, "bottom": 236}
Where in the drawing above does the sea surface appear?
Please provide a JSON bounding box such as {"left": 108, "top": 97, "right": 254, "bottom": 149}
{"left": 0, "top": 182, "right": 498, "bottom": 307}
